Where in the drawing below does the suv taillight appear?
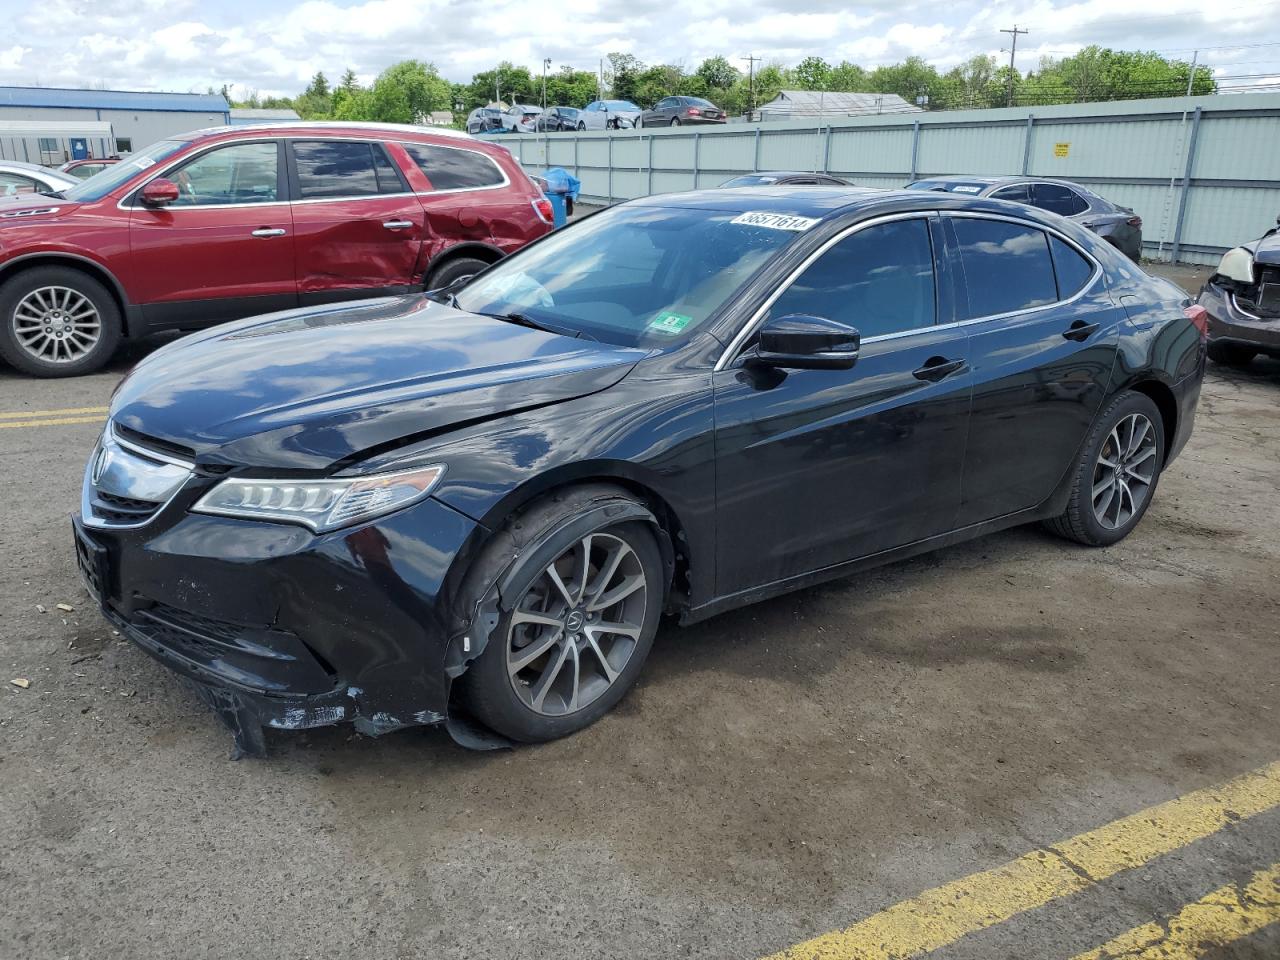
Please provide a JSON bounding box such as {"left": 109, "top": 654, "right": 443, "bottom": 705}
{"left": 531, "top": 198, "right": 554, "bottom": 224}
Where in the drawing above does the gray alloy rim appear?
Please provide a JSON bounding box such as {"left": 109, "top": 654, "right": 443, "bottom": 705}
{"left": 12, "top": 285, "right": 101, "bottom": 363}
{"left": 1092, "top": 412, "right": 1158, "bottom": 530}
{"left": 506, "top": 532, "right": 648, "bottom": 717}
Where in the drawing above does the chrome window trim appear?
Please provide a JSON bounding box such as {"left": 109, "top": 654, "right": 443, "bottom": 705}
{"left": 714, "top": 209, "right": 1105, "bottom": 370}
{"left": 115, "top": 136, "right": 285, "bottom": 212}
{"left": 993, "top": 178, "right": 1095, "bottom": 217}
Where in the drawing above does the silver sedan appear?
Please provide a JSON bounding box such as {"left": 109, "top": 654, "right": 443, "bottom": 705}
{"left": 577, "top": 100, "right": 642, "bottom": 131}
{"left": 0, "top": 161, "right": 78, "bottom": 198}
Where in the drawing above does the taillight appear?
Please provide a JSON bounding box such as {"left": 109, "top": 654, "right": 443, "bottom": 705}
{"left": 1184, "top": 303, "right": 1209, "bottom": 339}
{"left": 531, "top": 197, "right": 554, "bottom": 224}
{"left": 1127, "top": 216, "right": 1142, "bottom": 228}
{"left": 687, "top": 107, "right": 701, "bottom": 116}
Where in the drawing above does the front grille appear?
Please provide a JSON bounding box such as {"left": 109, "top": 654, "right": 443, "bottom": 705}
{"left": 113, "top": 423, "right": 197, "bottom": 462}
{"left": 82, "top": 423, "right": 193, "bottom": 529}
{"left": 92, "top": 490, "right": 163, "bottom": 525}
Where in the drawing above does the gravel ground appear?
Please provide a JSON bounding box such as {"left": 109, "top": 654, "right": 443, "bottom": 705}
{"left": 1, "top": 263, "right": 1277, "bottom": 959}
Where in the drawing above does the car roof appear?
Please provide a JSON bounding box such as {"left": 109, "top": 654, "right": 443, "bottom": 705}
{"left": 728, "top": 171, "right": 840, "bottom": 179}
{"left": 182, "top": 121, "right": 478, "bottom": 144}
{"left": 1, "top": 159, "right": 57, "bottom": 173}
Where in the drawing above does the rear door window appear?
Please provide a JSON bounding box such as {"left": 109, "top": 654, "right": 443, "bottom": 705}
{"left": 292, "top": 140, "right": 403, "bottom": 199}
{"left": 952, "top": 218, "right": 1057, "bottom": 318}
{"left": 1049, "top": 235, "right": 1095, "bottom": 298}
{"left": 768, "top": 218, "right": 937, "bottom": 339}
{"left": 989, "top": 183, "right": 1031, "bottom": 204}
{"left": 1032, "top": 183, "right": 1088, "bottom": 216}
{"left": 402, "top": 143, "right": 505, "bottom": 191}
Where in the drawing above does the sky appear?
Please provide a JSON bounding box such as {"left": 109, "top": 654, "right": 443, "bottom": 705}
{"left": 3, "top": 0, "right": 1279, "bottom": 99}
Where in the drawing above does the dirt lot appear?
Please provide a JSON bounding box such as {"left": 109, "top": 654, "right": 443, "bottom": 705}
{"left": 1, "top": 263, "right": 1277, "bottom": 959}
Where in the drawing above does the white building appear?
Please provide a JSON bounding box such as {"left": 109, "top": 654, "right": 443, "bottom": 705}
{"left": 756, "top": 90, "right": 922, "bottom": 121}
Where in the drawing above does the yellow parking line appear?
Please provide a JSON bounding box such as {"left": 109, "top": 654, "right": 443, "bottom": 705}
{"left": 1069, "top": 862, "right": 1280, "bottom": 959}
{"left": 762, "top": 760, "right": 1280, "bottom": 960}
{"left": 0, "top": 405, "right": 108, "bottom": 420}
{"left": 0, "top": 414, "right": 105, "bottom": 429}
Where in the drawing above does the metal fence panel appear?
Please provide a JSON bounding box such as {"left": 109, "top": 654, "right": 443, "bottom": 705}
{"left": 483, "top": 92, "right": 1280, "bottom": 264}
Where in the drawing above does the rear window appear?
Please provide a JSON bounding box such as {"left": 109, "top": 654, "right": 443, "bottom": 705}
{"left": 403, "top": 142, "right": 505, "bottom": 191}
{"left": 1033, "top": 183, "right": 1089, "bottom": 216}
{"left": 906, "top": 180, "right": 988, "bottom": 195}
{"left": 952, "top": 218, "right": 1057, "bottom": 318}
{"left": 686, "top": 98, "right": 717, "bottom": 108}
{"left": 1049, "top": 235, "right": 1095, "bottom": 298}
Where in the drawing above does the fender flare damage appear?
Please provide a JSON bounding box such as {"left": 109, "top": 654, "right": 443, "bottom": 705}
{"left": 440, "top": 491, "right": 674, "bottom": 749}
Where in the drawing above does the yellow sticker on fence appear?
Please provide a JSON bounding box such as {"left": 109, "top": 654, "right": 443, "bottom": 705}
{"left": 1054, "top": 142, "right": 1070, "bottom": 158}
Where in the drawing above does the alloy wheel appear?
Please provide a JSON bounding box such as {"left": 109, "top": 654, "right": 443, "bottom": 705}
{"left": 506, "top": 532, "right": 648, "bottom": 717}
{"left": 1091, "top": 413, "right": 1158, "bottom": 529}
{"left": 12, "top": 285, "right": 101, "bottom": 364}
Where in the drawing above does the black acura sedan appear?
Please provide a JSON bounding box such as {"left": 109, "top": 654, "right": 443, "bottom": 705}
{"left": 74, "top": 188, "right": 1206, "bottom": 755}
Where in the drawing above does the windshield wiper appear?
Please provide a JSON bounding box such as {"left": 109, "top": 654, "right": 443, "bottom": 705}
{"left": 481, "top": 311, "right": 597, "bottom": 341}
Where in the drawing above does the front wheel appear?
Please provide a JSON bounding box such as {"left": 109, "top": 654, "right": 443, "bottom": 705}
{"left": 0, "top": 266, "right": 121, "bottom": 377}
{"left": 428, "top": 256, "right": 490, "bottom": 290}
{"left": 577, "top": 121, "right": 586, "bottom": 131}
{"left": 670, "top": 117, "right": 680, "bottom": 126}
{"left": 1043, "top": 391, "right": 1165, "bottom": 546}
{"left": 462, "top": 489, "right": 664, "bottom": 742}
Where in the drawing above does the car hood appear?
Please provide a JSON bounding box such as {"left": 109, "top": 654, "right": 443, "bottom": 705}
{"left": 110, "top": 296, "right": 647, "bottom": 471}
{"left": 1243, "top": 229, "right": 1280, "bottom": 266}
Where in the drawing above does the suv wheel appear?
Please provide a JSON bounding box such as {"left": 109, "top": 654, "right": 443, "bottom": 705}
{"left": 0, "top": 266, "right": 121, "bottom": 377}
{"left": 1043, "top": 390, "right": 1165, "bottom": 546}
{"left": 429, "top": 257, "right": 490, "bottom": 290}
{"left": 462, "top": 487, "right": 665, "bottom": 742}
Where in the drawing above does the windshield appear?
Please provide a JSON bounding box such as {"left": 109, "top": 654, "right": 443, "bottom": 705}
{"left": 63, "top": 139, "right": 188, "bottom": 203}
{"left": 904, "top": 180, "right": 987, "bottom": 194}
{"left": 454, "top": 204, "right": 803, "bottom": 347}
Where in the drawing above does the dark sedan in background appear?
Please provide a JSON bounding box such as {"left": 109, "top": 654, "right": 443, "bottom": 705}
{"left": 637, "top": 96, "right": 727, "bottom": 127}
{"left": 721, "top": 171, "right": 850, "bottom": 187}
{"left": 74, "top": 187, "right": 1204, "bottom": 756}
{"left": 1198, "top": 216, "right": 1280, "bottom": 366}
{"left": 906, "top": 176, "right": 1143, "bottom": 262}
{"left": 535, "top": 107, "right": 580, "bottom": 132}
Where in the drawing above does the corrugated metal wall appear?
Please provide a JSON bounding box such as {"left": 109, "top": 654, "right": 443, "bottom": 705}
{"left": 485, "top": 93, "right": 1280, "bottom": 265}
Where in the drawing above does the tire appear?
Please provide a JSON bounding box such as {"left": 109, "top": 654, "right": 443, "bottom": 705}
{"left": 427, "top": 256, "right": 490, "bottom": 290}
{"left": 670, "top": 117, "right": 680, "bottom": 126}
{"left": 1043, "top": 390, "right": 1166, "bottom": 547}
{"left": 462, "top": 486, "right": 665, "bottom": 743}
{"left": 0, "top": 266, "right": 121, "bottom": 377}
{"left": 578, "top": 121, "right": 586, "bottom": 131}
{"left": 1207, "top": 341, "right": 1256, "bottom": 367}
{"left": 607, "top": 118, "right": 618, "bottom": 130}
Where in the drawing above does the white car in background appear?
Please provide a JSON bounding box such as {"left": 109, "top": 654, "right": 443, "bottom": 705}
{"left": 577, "top": 100, "right": 642, "bottom": 130}
{"left": 0, "top": 161, "right": 77, "bottom": 197}
{"left": 501, "top": 104, "right": 542, "bottom": 133}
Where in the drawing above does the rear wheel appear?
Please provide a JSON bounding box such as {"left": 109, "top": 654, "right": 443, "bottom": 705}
{"left": 462, "top": 489, "right": 664, "bottom": 742}
{"left": 1043, "top": 391, "right": 1165, "bottom": 546}
{"left": 1207, "top": 341, "right": 1256, "bottom": 367}
{"left": 428, "top": 256, "right": 490, "bottom": 291}
{"left": 0, "top": 266, "right": 121, "bottom": 377}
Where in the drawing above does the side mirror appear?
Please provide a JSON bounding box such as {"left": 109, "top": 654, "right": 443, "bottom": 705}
{"left": 140, "top": 178, "right": 180, "bottom": 207}
{"left": 749, "top": 314, "right": 860, "bottom": 370}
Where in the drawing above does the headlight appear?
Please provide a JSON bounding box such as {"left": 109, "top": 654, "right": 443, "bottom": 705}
{"left": 191, "top": 465, "right": 445, "bottom": 533}
{"left": 1218, "top": 247, "right": 1255, "bottom": 285}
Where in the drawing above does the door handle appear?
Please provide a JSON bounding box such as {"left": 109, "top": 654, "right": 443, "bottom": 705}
{"left": 1063, "top": 320, "right": 1100, "bottom": 342}
{"left": 251, "top": 227, "right": 286, "bottom": 238}
{"left": 382, "top": 219, "right": 414, "bottom": 231}
{"left": 912, "top": 357, "right": 967, "bottom": 382}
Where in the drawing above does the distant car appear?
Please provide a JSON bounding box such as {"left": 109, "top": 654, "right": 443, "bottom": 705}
{"left": 720, "top": 171, "right": 850, "bottom": 187}
{"left": 1197, "top": 216, "right": 1280, "bottom": 367}
{"left": 535, "top": 107, "right": 580, "bottom": 132}
{"left": 501, "top": 104, "right": 542, "bottom": 133}
{"left": 637, "top": 96, "right": 727, "bottom": 127}
{"left": 465, "top": 107, "right": 503, "bottom": 135}
{"left": 59, "top": 158, "right": 121, "bottom": 180}
{"left": 905, "top": 176, "right": 1142, "bottom": 262}
{"left": 0, "top": 161, "right": 77, "bottom": 197}
{"left": 0, "top": 122, "right": 553, "bottom": 377}
{"left": 578, "top": 100, "right": 642, "bottom": 130}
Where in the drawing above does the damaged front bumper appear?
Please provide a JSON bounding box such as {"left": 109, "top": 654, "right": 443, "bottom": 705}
{"left": 73, "top": 492, "right": 484, "bottom": 757}
{"left": 1199, "top": 277, "right": 1280, "bottom": 357}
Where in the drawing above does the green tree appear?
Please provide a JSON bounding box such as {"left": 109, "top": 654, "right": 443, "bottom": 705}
{"left": 827, "top": 61, "right": 868, "bottom": 92}
{"left": 868, "top": 56, "right": 941, "bottom": 105}
{"left": 331, "top": 60, "right": 449, "bottom": 123}
{"left": 694, "top": 56, "right": 739, "bottom": 91}
{"left": 606, "top": 52, "right": 645, "bottom": 102}
{"left": 466, "top": 61, "right": 536, "bottom": 108}
{"left": 634, "top": 64, "right": 683, "bottom": 107}
{"left": 305, "top": 71, "right": 330, "bottom": 99}
{"left": 1022, "top": 46, "right": 1215, "bottom": 105}
{"left": 546, "top": 67, "right": 601, "bottom": 109}
{"left": 940, "top": 54, "right": 999, "bottom": 109}
{"left": 792, "top": 56, "right": 832, "bottom": 91}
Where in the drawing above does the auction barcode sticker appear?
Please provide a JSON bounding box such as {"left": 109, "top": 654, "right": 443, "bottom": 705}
{"left": 731, "top": 211, "right": 820, "bottom": 231}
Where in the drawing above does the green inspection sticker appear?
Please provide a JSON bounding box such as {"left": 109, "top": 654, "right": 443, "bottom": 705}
{"left": 648, "top": 311, "right": 693, "bottom": 335}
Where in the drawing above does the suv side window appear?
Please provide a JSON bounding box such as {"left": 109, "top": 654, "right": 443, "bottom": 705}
{"left": 952, "top": 218, "right": 1056, "bottom": 318}
{"left": 292, "top": 141, "right": 404, "bottom": 199}
{"left": 167, "top": 141, "right": 279, "bottom": 206}
{"left": 767, "top": 218, "right": 937, "bottom": 339}
{"left": 403, "top": 143, "right": 504, "bottom": 191}
{"left": 1032, "top": 183, "right": 1088, "bottom": 216}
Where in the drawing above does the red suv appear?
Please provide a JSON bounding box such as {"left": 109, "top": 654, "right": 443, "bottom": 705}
{"left": 0, "top": 122, "right": 554, "bottom": 376}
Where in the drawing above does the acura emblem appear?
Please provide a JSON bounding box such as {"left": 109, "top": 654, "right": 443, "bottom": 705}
{"left": 91, "top": 445, "right": 111, "bottom": 485}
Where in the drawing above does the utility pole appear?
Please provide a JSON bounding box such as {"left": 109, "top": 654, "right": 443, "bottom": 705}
{"left": 741, "top": 55, "right": 762, "bottom": 118}
{"left": 1000, "top": 24, "right": 1028, "bottom": 107}
{"left": 1185, "top": 49, "right": 1198, "bottom": 96}
{"left": 542, "top": 58, "right": 551, "bottom": 109}
{"left": 599, "top": 59, "right": 604, "bottom": 100}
